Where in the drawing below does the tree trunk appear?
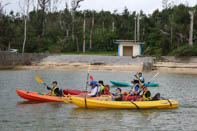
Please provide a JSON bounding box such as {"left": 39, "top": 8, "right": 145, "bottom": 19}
{"left": 22, "top": 0, "right": 30, "bottom": 54}
{"left": 137, "top": 14, "right": 140, "bottom": 41}
{"left": 22, "top": 16, "right": 27, "bottom": 54}
{"left": 8, "top": 41, "right": 10, "bottom": 50}
{"left": 72, "top": 12, "right": 75, "bottom": 40}
{"left": 189, "top": 10, "right": 195, "bottom": 47}
{"left": 76, "top": 37, "right": 79, "bottom": 52}
{"left": 89, "top": 13, "right": 94, "bottom": 49}
{"left": 112, "top": 18, "right": 115, "bottom": 32}
{"left": 134, "top": 17, "right": 137, "bottom": 42}
{"left": 66, "top": 29, "right": 69, "bottom": 37}
{"left": 102, "top": 19, "right": 104, "bottom": 33}
{"left": 83, "top": 12, "right": 86, "bottom": 53}
{"left": 170, "top": 26, "right": 173, "bottom": 44}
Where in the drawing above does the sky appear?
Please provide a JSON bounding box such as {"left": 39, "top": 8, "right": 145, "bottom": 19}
{"left": 2, "top": 0, "right": 197, "bottom": 15}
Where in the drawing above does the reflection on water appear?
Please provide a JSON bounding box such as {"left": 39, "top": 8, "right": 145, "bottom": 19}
{"left": 0, "top": 70, "right": 197, "bottom": 130}
{"left": 17, "top": 101, "right": 46, "bottom": 105}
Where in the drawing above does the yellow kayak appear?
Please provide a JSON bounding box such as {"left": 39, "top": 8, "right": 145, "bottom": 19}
{"left": 71, "top": 96, "right": 179, "bottom": 109}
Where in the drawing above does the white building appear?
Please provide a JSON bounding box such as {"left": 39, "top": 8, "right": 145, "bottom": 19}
{"left": 114, "top": 40, "right": 144, "bottom": 57}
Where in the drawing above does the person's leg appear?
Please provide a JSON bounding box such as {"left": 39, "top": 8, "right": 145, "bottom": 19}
{"left": 152, "top": 93, "right": 160, "bottom": 101}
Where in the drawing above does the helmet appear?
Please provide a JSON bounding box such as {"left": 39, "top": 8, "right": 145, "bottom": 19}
{"left": 90, "top": 80, "right": 97, "bottom": 85}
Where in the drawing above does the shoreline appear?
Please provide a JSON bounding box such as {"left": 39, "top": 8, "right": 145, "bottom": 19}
{"left": 1, "top": 62, "right": 197, "bottom": 75}
{"left": 10, "top": 63, "right": 143, "bottom": 71}
{"left": 1, "top": 54, "right": 197, "bottom": 74}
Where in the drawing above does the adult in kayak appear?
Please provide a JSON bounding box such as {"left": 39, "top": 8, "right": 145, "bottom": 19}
{"left": 122, "top": 80, "right": 140, "bottom": 96}
{"left": 138, "top": 72, "right": 145, "bottom": 83}
{"left": 78, "top": 80, "right": 100, "bottom": 97}
{"left": 139, "top": 85, "right": 152, "bottom": 101}
{"left": 46, "top": 81, "right": 63, "bottom": 96}
{"left": 88, "top": 80, "right": 99, "bottom": 97}
{"left": 122, "top": 80, "right": 141, "bottom": 101}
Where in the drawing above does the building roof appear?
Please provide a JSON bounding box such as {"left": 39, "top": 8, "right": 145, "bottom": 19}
{"left": 114, "top": 40, "right": 145, "bottom": 45}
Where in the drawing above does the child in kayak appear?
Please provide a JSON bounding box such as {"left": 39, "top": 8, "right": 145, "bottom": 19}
{"left": 98, "top": 80, "right": 105, "bottom": 95}
{"left": 99, "top": 87, "right": 122, "bottom": 101}
{"left": 46, "top": 81, "right": 63, "bottom": 96}
{"left": 111, "top": 88, "right": 122, "bottom": 101}
{"left": 103, "top": 85, "right": 111, "bottom": 95}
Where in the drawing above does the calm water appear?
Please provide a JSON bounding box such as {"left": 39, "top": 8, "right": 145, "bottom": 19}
{"left": 0, "top": 70, "right": 197, "bottom": 131}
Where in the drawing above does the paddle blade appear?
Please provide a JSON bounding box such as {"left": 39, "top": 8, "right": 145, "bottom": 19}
{"left": 89, "top": 75, "right": 94, "bottom": 80}
{"left": 35, "top": 76, "right": 43, "bottom": 84}
{"left": 88, "top": 64, "right": 91, "bottom": 74}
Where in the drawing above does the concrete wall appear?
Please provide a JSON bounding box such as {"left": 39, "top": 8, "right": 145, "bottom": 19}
{"left": 119, "top": 44, "right": 140, "bottom": 56}
{"left": 133, "top": 44, "right": 140, "bottom": 56}
{"left": 161, "top": 56, "right": 197, "bottom": 63}
{"left": 0, "top": 53, "right": 48, "bottom": 66}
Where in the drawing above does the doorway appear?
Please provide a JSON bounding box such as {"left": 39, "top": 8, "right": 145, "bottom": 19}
{"left": 123, "top": 46, "right": 133, "bottom": 56}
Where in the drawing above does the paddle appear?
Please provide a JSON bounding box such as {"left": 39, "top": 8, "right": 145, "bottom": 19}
{"left": 35, "top": 76, "right": 48, "bottom": 87}
{"left": 148, "top": 72, "right": 160, "bottom": 83}
{"left": 85, "top": 64, "right": 91, "bottom": 109}
{"left": 161, "top": 97, "right": 172, "bottom": 106}
{"left": 89, "top": 75, "right": 94, "bottom": 80}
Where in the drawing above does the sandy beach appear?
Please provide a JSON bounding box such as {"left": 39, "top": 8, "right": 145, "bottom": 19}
{"left": 1, "top": 54, "right": 197, "bottom": 74}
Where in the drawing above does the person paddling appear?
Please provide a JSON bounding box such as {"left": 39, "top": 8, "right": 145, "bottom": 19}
{"left": 87, "top": 80, "right": 99, "bottom": 97}
{"left": 46, "top": 81, "right": 63, "bottom": 96}
{"left": 140, "top": 85, "right": 152, "bottom": 101}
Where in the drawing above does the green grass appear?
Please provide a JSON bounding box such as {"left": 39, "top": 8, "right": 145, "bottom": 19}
{"left": 61, "top": 51, "right": 118, "bottom": 56}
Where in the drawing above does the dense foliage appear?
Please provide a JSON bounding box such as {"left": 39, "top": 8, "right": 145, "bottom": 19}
{"left": 0, "top": 3, "right": 197, "bottom": 56}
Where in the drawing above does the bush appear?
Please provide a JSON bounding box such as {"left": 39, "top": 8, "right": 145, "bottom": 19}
{"left": 170, "top": 44, "right": 197, "bottom": 56}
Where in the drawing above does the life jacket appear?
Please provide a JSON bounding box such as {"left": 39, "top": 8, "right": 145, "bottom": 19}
{"left": 142, "top": 90, "right": 152, "bottom": 101}
{"left": 113, "top": 92, "right": 122, "bottom": 101}
{"left": 103, "top": 87, "right": 110, "bottom": 95}
{"left": 130, "top": 84, "right": 140, "bottom": 96}
{"left": 51, "top": 86, "right": 58, "bottom": 96}
{"left": 90, "top": 86, "right": 99, "bottom": 97}
{"left": 100, "top": 85, "right": 104, "bottom": 91}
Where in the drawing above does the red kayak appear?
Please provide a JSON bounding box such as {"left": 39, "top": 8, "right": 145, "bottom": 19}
{"left": 63, "top": 89, "right": 86, "bottom": 95}
{"left": 16, "top": 89, "right": 68, "bottom": 102}
{"left": 63, "top": 89, "right": 138, "bottom": 101}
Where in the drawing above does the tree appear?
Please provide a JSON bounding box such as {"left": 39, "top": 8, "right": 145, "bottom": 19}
{"left": 162, "top": 0, "right": 174, "bottom": 9}
{"left": 20, "top": 0, "right": 32, "bottom": 53}
{"left": 83, "top": 11, "right": 86, "bottom": 53}
{"left": 71, "top": 0, "right": 84, "bottom": 41}
{"left": 112, "top": 10, "right": 117, "bottom": 32}
{"left": 38, "top": 0, "right": 50, "bottom": 36}
{"left": 89, "top": 11, "right": 95, "bottom": 49}
{"left": 189, "top": 10, "right": 195, "bottom": 47}
{"left": 0, "top": 1, "right": 9, "bottom": 19}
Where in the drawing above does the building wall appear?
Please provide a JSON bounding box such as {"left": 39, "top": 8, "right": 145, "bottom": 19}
{"left": 119, "top": 44, "right": 140, "bottom": 56}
